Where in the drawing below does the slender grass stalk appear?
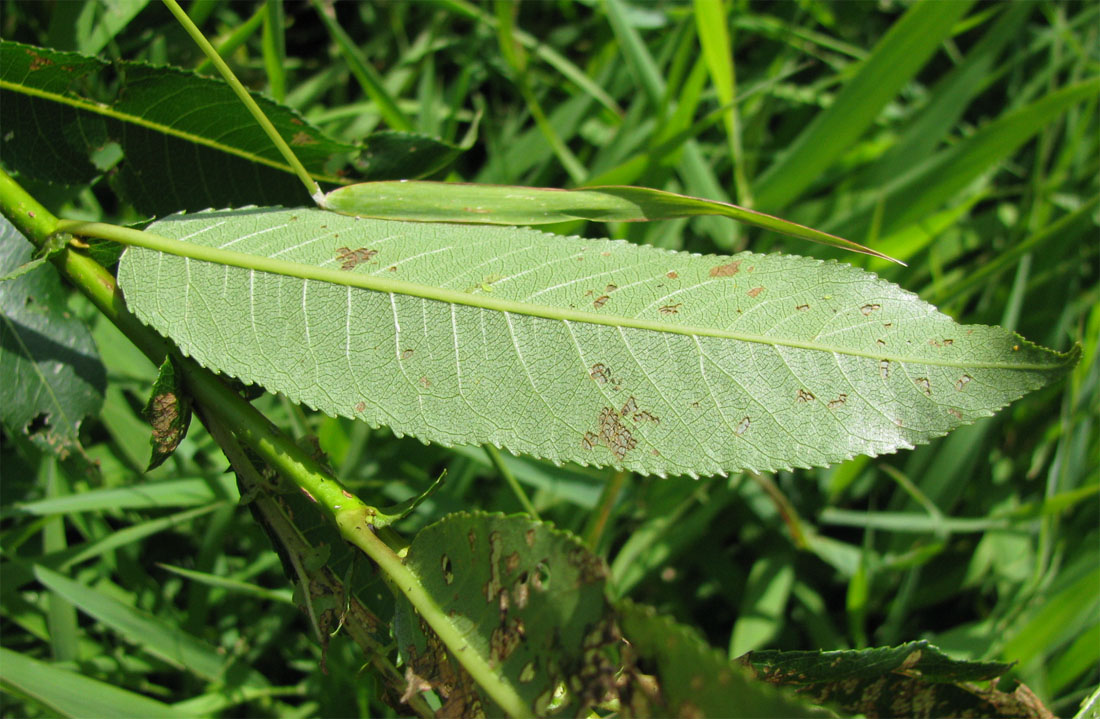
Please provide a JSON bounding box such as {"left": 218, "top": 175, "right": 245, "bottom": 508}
{"left": 484, "top": 444, "right": 540, "bottom": 520}
{"left": 161, "top": 0, "right": 322, "bottom": 203}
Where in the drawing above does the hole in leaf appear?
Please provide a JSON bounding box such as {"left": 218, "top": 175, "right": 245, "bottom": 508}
{"left": 533, "top": 560, "right": 551, "bottom": 591}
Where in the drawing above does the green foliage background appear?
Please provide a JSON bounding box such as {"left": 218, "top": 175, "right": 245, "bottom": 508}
{"left": 1, "top": 1, "right": 1097, "bottom": 717}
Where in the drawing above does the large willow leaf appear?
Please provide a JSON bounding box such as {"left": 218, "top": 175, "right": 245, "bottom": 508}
{"left": 116, "top": 208, "right": 1077, "bottom": 477}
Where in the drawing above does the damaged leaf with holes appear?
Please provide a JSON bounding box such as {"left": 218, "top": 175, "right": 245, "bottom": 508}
{"left": 0, "top": 217, "right": 104, "bottom": 455}
{"left": 617, "top": 601, "right": 821, "bottom": 717}
{"left": 117, "top": 208, "right": 1079, "bottom": 476}
{"left": 392, "top": 513, "right": 622, "bottom": 716}
{"left": 741, "top": 641, "right": 1053, "bottom": 718}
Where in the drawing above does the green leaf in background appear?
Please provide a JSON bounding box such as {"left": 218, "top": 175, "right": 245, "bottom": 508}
{"left": 0, "top": 217, "right": 104, "bottom": 455}
{"left": 741, "top": 641, "right": 1050, "bottom": 719}
{"left": 0, "top": 40, "right": 470, "bottom": 215}
{"left": 0, "top": 646, "right": 191, "bottom": 719}
{"left": 322, "top": 181, "right": 897, "bottom": 262}
{"left": 618, "top": 601, "right": 820, "bottom": 717}
{"left": 752, "top": 0, "right": 976, "bottom": 211}
{"left": 115, "top": 208, "right": 1077, "bottom": 476}
{"left": 392, "top": 512, "right": 617, "bottom": 716}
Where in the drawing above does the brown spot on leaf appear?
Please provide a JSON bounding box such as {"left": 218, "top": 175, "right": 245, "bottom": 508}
{"left": 593, "top": 295, "right": 609, "bottom": 309}
{"left": 915, "top": 377, "right": 932, "bottom": 396}
{"left": 955, "top": 374, "right": 973, "bottom": 391}
{"left": 735, "top": 416, "right": 750, "bottom": 436}
{"left": 27, "top": 50, "right": 53, "bottom": 71}
{"left": 828, "top": 394, "right": 848, "bottom": 409}
{"left": 796, "top": 303, "right": 810, "bottom": 311}
{"left": 401, "top": 348, "right": 414, "bottom": 360}
{"left": 335, "top": 246, "right": 377, "bottom": 270}
{"left": 861, "top": 303, "right": 881, "bottom": 315}
{"left": 525, "top": 529, "right": 535, "bottom": 547}
{"left": 505, "top": 551, "right": 521, "bottom": 573}
{"left": 589, "top": 363, "right": 616, "bottom": 385}
{"left": 666, "top": 271, "right": 678, "bottom": 279}
{"left": 605, "top": 283, "right": 618, "bottom": 293}
{"left": 796, "top": 389, "right": 815, "bottom": 402}
{"left": 419, "top": 376, "right": 431, "bottom": 388}
{"left": 468, "top": 530, "right": 477, "bottom": 552}
{"left": 947, "top": 408, "right": 963, "bottom": 419}
{"left": 490, "top": 617, "right": 525, "bottom": 665}
{"left": 354, "top": 401, "right": 366, "bottom": 413}
{"left": 879, "top": 359, "right": 890, "bottom": 379}
{"left": 710, "top": 260, "right": 742, "bottom": 277}
{"left": 747, "top": 286, "right": 764, "bottom": 298}
{"left": 387, "top": 265, "right": 397, "bottom": 272}
{"left": 594, "top": 406, "right": 638, "bottom": 461}
{"left": 659, "top": 303, "right": 682, "bottom": 314}
{"left": 441, "top": 554, "right": 454, "bottom": 585}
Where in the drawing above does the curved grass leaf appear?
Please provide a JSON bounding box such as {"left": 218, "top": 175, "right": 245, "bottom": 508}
{"left": 0, "top": 646, "right": 192, "bottom": 719}
{"left": 392, "top": 512, "right": 617, "bottom": 716}
{"left": 0, "top": 219, "right": 104, "bottom": 455}
{"left": 32, "top": 564, "right": 269, "bottom": 688}
{"left": 322, "top": 181, "right": 896, "bottom": 262}
{"left": 115, "top": 208, "right": 1077, "bottom": 476}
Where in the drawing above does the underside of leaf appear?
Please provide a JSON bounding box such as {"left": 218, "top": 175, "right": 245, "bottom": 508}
{"left": 115, "top": 208, "right": 1078, "bottom": 477}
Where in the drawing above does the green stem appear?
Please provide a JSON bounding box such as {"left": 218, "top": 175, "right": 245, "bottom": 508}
{"left": 583, "top": 469, "right": 627, "bottom": 549}
{"left": 161, "top": 0, "right": 322, "bottom": 203}
{"left": 485, "top": 444, "right": 540, "bottom": 520}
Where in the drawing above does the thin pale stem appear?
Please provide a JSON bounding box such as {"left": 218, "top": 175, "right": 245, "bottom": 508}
{"left": 484, "top": 444, "right": 540, "bottom": 520}
{"left": 161, "top": 0, "right": 322, "bottom": 203}
{"left": 583, "top": 469, "right": 628, "bottom": 549}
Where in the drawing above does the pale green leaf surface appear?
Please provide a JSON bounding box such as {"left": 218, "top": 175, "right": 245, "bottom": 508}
{"left": 116, "top": 208, "right": 1077, "bottom": 477}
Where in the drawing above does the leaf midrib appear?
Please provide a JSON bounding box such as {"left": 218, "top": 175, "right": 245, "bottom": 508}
{"left": 0, "top": 80, "right": 347, "bottom": 185}
{"left": 85, "top": 220, "right": 1074, "bottom": 372}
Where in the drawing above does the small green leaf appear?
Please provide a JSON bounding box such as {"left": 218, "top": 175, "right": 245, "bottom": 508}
{"left": 322, "top": 181, "right": 897, "bottom": 262}
{"left": 142, "top": 355, "right": 192, "bottom": 470}
{"left": 741, "top": 641, "right": 1052, "bottom": 718}
{"left": 393, "top": 512, "right": 618, "bottom": 716}
{"left": 618, "top": 600, "right": 820, "bottom": 717}
{"left": 371, "top": 470, "right": 446, "bottom": 529}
